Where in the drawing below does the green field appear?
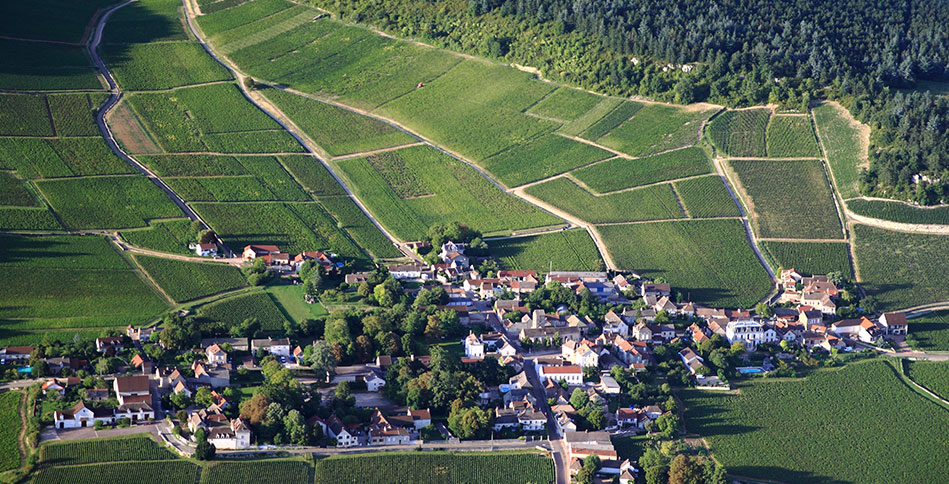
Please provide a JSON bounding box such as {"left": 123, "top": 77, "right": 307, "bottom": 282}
{"left": 197, "top": 291, "right": 289, "bottom": 331}
{"left": 560, "top": 97, "right": 623, "bottom": 136}
{"left": 597, "top": 104, "right": 717, "bottom": 157}
{"left": 192, "top": 202, "right": 366, "bottom": 262}
{"left": 335, "top": 145, "right": 559, "bottom": 240}
{"left": 812, "top": 103, "right": 866, "bottom": 199}
{"left": 0, "top": 39, "right": 103, "bottom": 90}
{"left": 34, "top": 175, "right": 182, "bottom": 229}
{"left": 905, "top": 361, "right": 949, "bottom": 400}
{"left": 0, "top": 172, "right": 39, "bottom": 207}
{"left": 103, "top": 42, "right": 232, "bottom": 91}
{"left": 486, "top": 229, "right": 603, "bottom": 272}
{"left": 262, "top": 88, "right": 416, "bottom": 156}
{"left": 578, "top": 101, "right": 644, "bottom": 141}
{"left": 527, "top": 87, "right": 604, "bottom": 122}
{"left": 317, "top": 196, "right": 402, "bottom": 259}
{"left": 32, "top": 460, "right": 201, "bottom": 484}
{"left": 571, "top": 147, "right": 712, "bottom": 192}
{"left": 481, "top": 134, "right": 612, "bottom": 187}
{"left": 40, "top": 434, "right": 176, "bottom": 465}
{"left": 134, "top": 255, "right": 247, "bottom": 303}
{"left": 279, "top": 155, "right": 347, "bottom": 196}
{"left": 906, "top": 310, "right": 949, "bottom": 352}
{"left": 202, "top": 459, "right": 312, "bottom": 484}
{"left": 0, "top": 207, "right": 62, "bottom": 231}
{"left": 0, "top": 235, "right": 168, "bottom": 341}
{"left": 0, "top": 392, "right": 22, "bottom": 472}
{"left": 163, "top": 157, "right": 309, "bottom": 202}
{"left": 264, "top": 284, "right": 328, "bottom": 324}
{"left": 125, "top": 83, "right": 301, "bottom": 153}
{"left": 312, "top": 452, "right": 554, "bottom": 484}
{"left": 766, "top": 115, "right": 820, "bottom": 157}
{"left": 0, "top": 137, "right": 136, "bottom": 179}
{"left": 0, "top": 0, "right": 116, "bottom": 43}
{"left": 104, "top": 0, "right": 189, "bottom": 43}
{"left": 706, "top": 108, "right": 770, "bottom": 158}
{"left": 196, "top": 0, "right": 295, "bottom": 37}
{"left": 673, "top": 175, "right": 741, "bottom": 218}
{"left": 846, "top": 199, "right": 949, "bottom": 225}
{"left": 598, "top": 219, "right": 771, "bottom": 307}
{"left": 762, "top": 241, "right": 853, "bottom": 278}
{"left": 729, "top": 160, "right": 843, "bottom": 239}
{"left": 852, "top": 224, "right": 949, "bottom": 310}
{"left": 120, "top": 219, "right": 195, "bottom": 255}
{"left": 684, "top": 360, "right": 949, "bottom": 484}
{"left": 525, "top": 177, "right": 684, "bottom": 223}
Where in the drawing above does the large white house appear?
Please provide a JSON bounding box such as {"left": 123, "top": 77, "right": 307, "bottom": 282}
{"left": 54, "top": 401, "right": 114, "bottom": 429}
{"left": 725, "top": 320, "right": 776, "bottom": 347}
{"left": 537, "top": 365, "right": 583, "bottom": 385}
{"left": 464, "top": 332, "right": 484, "bottom": 359}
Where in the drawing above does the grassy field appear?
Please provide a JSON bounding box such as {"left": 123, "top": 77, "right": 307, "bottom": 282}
{"left": 598, "top": 219, "right": 771, "bottom": 308}
{"left": 905, "top": 361, "right": 949, "bottom": 400}
{"left": 133, "top": 255, "right": 247, "bottom": 303}
{"left": 0, "top": 39, "right": 103, "bottom": 90}
{"left": 312, "top": 452, "right": 555, "bottom": 484}
{"left": 852, "top": 224, "right": 949, "bottom": 311}
{"left": 120, "top": 219, "right": 195, "bottom": 255}
{"left": 906, "top": 310, "right": 949, "bottom": 352}
{"left": 684, "top": 360, "right": 949, "bottom": 484}
{"left": 335, "top": 145, "right": 560, "bottom": 240}
{"left": 846, "top": 199, "right": 949, "bottom": 225}
{"left": 578, "top": 101, "right": 643, "bottom": 140}
{"left": 265, "top": 284, "right": 328, "bottom": 323}
{"left": 32, "top": 460, "right": 201, "bottom": 484}
{"left": 762, "top": 241, "right": 852, "bottom": 278}
{"left": 40, "top": 434, "right": 176, "bottom": 465}
{"left": 0, "top": 235, "right": 168, "bottom": 343}
{"left": 125, "top": 83, "right": 301, "bottom": 153}
{"left": 560, "top": 97, "right": 623, "bottom": 136}
{"left": 766, "top": 115, "right": 820, "bottom": 157}
{"left": 597, "top": 104, "right": 717, "bottom": 156}
{"left": 102, "top": 42, "right": 232, "bottom": 90}
{"left": 526, "top": 177, "right": 684, "bottom": 223}
{"left": 262, "top": 88, "right": 416, "bottom": 156}
{"left": 527, "top": 87, "right": 604, "bottom": 122}
{"left": 812, "top": 103, "right": 866, "bottom": 199}
{"left": 0, "top": 391, "right": 22, "bottom": 472}
{"left": 486, "top": 229, "right": 603, "bottom": 272}
{"left": 571, "top": 147, "right": 712, "bottom": 192}
{"left": 317, "top": 196, "right": 402, "bottom": 259}
{"left": 192, "top": 202, "right": 366, "bottom": 262}
{"left": 0, "top": 137, "right": 136, "bottom": 179}
{"left": 706, "top": 108, "right": 770, "bottom": 157}
{"left": 481, "top": 134, "right": 612, "bottom": 187}
{"left": 197, "top": 291, "right": 289, "bottom": 331}
{"left": 673, "top": 175, "right": 741, "bottom": 218}
{"left": 35, "top": 175, "right": 182, "bottom": 229}
{"left": 279, "top": 155, "right": 347, "bottom": 196}
{"left": 202, "top": 459, "right": 312, "bottom": 484}
{"left": 729, "top": 160, "right": 843, "bottom": 239}
{"left": 0, "top": 207, "right": 62, "bottom": 231}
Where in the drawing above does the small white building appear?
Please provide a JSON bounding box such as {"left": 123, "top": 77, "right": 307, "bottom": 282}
{"left": 206, "top": 344, "right": 227, "bottom": 365}
{"left": 880, "top": 312, "right": 908, "bottom": 335}
{"left": 54, "top": 401, "right": 114, "bottom": 429}
{"left": 251, "top": 337, "right": 291, "bottom": 357}
{"left": 464, "top": 332, "right": 484, "bottom": 359}
{"left": 538, "top": 365, "right": 583, "bottom": 385}
{"left": 194, "top": 243, "right": 217, "bottom": 257}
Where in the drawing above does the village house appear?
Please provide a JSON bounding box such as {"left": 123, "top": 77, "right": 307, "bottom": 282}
{"left": 879, "top": 312, "right": 908, "bottom": 335}
{"left": 189, "top": 406, "right": 251, "bottom": 449}
{"left": 325, "top": 415, "right": 358, "bottom": 447}
{"left": 439, "top": 241, "right": 469, "bottom": 269}
{"left": 292, "top": 251, "right": 334, "bottom": 271}
{"left": 126, "top": 325, "right": 154, "bottom": 342}
{"left": 115, "top": 402, "right": 155, "bottom": 423}
{"left": 113, "top": 375, "right": 150, "bottom": 406}
{"left": 725, "top": 320, "right": 777, "bottom": 347}
{"left": 387, "top": 263, "right": 427, "bottom": 280}
{"left": 251, "top": 337, "right": 291, "bottom": 357}
{"left": 616, "top": 408, "right": 648, "bottom": 430}
{"left": 564, "top": 431, "right": 618, "bottom": 461}
{"left": 194, "top": 243, "right": 217, "bottom": 257}
{"left": 679, "top": 348, "right": 706, "bottom": 375}
{"left": 206, "top": 344, "right": 227, "bottom": 365}
{"left": 408, "top": 408, "right": 431, "bottom": 429}
{"left": 537, "top": 364, "right": 583, "bottom": 385}
{"left": 95, "top": 336, "right": 123, "bottom": 354}
{"left": 242, "top": 244, "right": 280, "bottom": 261}
{"left": 344, "top": 272, "right": 373, "bottom": 285}
{"left": 54, "top": 401, "right": 114, "bottom": 429}
{"left": 801, "top": 292, "right": 837, "bottom": 315}
{"left": 201, "top": 337, "right": 248, "bottom": 352}
{"left": 562, "top": 340, "right": 599, "bottom": 367}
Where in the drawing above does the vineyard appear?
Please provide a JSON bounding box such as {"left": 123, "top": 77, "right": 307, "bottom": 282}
{"left": 120, "top": 220, "right": 195, "bottom": 255}
{"left": 262, "top": 88, "right": 415, "bottom": 157}
{"left": 728, "top": 160, "right": 843, "bottom": 239}
{"left": 34, "top": 175, "right": 182, "bottom": 229}
{"left": 0, "top": 207, "right": 61, "bottom": 230}
{"left": 684, "top": 360, "right": 949, "bottom": 484}
{"left": 846, "top": 199, "right": 949, "bottom": 225}
{"left": 765, "top": 115, "right": 820, "bottom": 157}
{"left": 481, "top": 134, "right": 612, "bottom": 187}
{"left": 133, "top": 255, "right": 247, "bottom": 303}
{"left": 597, "top": 104, "right": 718, "bottom": 157}
{"left": 317, "top": 196, "right": 403, "bottom": 259}
{"left": 0, "top": 391, "right": 22, "bottom": 472}
{"left": 560, "top": 97, "right": 623, "bottom": 136}
{"left": 706, "top": 108, "right": 770, "bottom": 157}
{"left": 40, "top": 434, "right": 176, "bottom": 465}
{"left": 527, "top": 87, "right": 604, "bottom": 122}
{"left": 526, "top": 177, "right": 684, "bottom": 223}
{"left": 852, "top": 224, "right": 949, "bottom": 310}
{"left": 201, "top": 459, "right": 312, "bottom": 484}
{"left": 0, "top": 39, "right": 103, "bottom": 90}
{"left": 104, "top": 0, "right": 189, "bottom": 43}
{"left": 598, "top": 219, "right": 771, "bottom": 308}
{"left": 0, "top": 172, "right": 39, "bottom": 207}
{"left": 32, "top": 460, "right": 201, "bottom": 484}
{"left": 905, "top": 361, "right": 949, "bottom": 401}
{"left": 578, "top": 101, "right": 643, "bottom": 141}
{"left": 905, "top": 310, "right": 949, "bottom": 352}
{"left": 334, "top": 145, "right": 559, "bottom": 240}
{"left": 812, "top": 102, "right": 866, "bottom": 199}
{"left": 672, "top": 175, "right": 740, "bottom": 218}
{"left": 197, "top": 291, "right": 289, "bottom": 331}
{"left": 279, "top": 156, "right": 347, "bottom": 196}
{"left": 571, "top": 147, "right": 712, "bottom": 192}
{"left": 761, "top": 241, "right": 852, "bottom": 278}
{"left": 0, "top": 137, "right": 137, "bottom": 178}
{"left": 313, "top": 452, "right": 555, "bottom": 484}
{"left": 102, "top": 42, "right": 232, "bottom": 90}
{"left": 486, "top": 229, "right": 603, "bottom": 272}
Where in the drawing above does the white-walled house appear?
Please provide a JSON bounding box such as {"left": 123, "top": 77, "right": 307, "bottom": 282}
{"left": 538, "top": 365, "right": 583, "bottom": 385}
{"left": 54, "top": 402, "right": 114, "bottom": 429}
{"left": 464, "top": 332, "right": 484, "bottom": 359}
{"left": 251, "top": 338, "right": 291, "bottom": 357}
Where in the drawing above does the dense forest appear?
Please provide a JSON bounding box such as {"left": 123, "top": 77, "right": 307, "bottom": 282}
{"left": 311, "top": 0, "right": 949, "bottom": 204}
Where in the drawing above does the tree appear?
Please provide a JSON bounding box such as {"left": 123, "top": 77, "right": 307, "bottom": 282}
{"left": 230, "top": 318, "right": 261, "bottom": 339}
{"left": 424, "top": 315, "right": 443, "bottom": 342}
{"left": 240, "top": 393, "right": 270, "bottom": 426}
{"left": 354, "top": 335, "right": 374, "bottom": 363}
{"left": 31, "top": 360, "right": 49, "bottom": 378}
{"left": 569, "top": 388, "right": 589, "bottom": 410}
{"left": 374, "top": 284, "right": 394, "bottom": 307}
{"left": 755, "top": 302, "right": 774, "bottom": 318}
{"left": 357, "top": 281, "right": 372, "bottom": 298}
{"left": 169, "top": 391, "right": 192, "bottom": 410}
{"left": 194, "top": 387, "right": 214, "bottom": 408}
{"left": 656, "top": 412, "right": 680, "bottom": 438}
{"left": 447, "top": 402, "right": 491, "bottom": 439}
{"left": 586, "top": 406, "right": 605, "bottom": 430}
{"left": 668, "top": 454, "right": 705, "bottom": 484}
{"left": 335, "top": 381, "right": 354, "bottom": 406}
{"left": 283, "top": 409, "right": 307, "bottom": 445}
{"left": 324, "top": 317, "right": 352, "bottom": 347}
{"left": 194, "top": 428, "right": 216, "bottom": 460}
{"left": 159, "top": 313, "right": 199, "bottom": 351}
{"left": 308, "top": 340, "right": 337, "bottom": 382}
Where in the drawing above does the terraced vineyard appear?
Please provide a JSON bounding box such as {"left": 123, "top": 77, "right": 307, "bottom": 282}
{"left": 762, "top": 241, "right": 852, "bottom": 278}
{"left": 571, "top": 147, "right": 712, "bottom": 192}
{"left": 133, "top": 255, "right": 247, "bottom": 303}
{"left": 905, "top": 310, "right": 949, "bottom": 352}
{"left": 766, "top": 115, "right": 821, "bottom": 157}
{"left": 487, "top": 230, "right": 603, "bottom": 272}
{"left": 707, "top": 108, "right": 770, "bottom": 157}
{"left": 812, "top": 102, "right": 866, "bottom": 199}
{"left": 525, "top": 177, "right": 684, "bottom": 223}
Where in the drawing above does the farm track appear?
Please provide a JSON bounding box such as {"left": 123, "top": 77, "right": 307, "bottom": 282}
{"left": 594, "top": 217, "right": 741, "bottom": 226}
{"left": 181, "top": 0, "right": 420, "bottom": 263}
{"left": 331, "top": 142, "right": 426, "bottom": 160}
{"left": 110, "top": 233, "right": 244, "bottom": 266}
{"left": 15, "top": 391, "right": 27, "bottom": 468}
{"left": 756, "top": 237, "right": 848, "bottom": 243}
